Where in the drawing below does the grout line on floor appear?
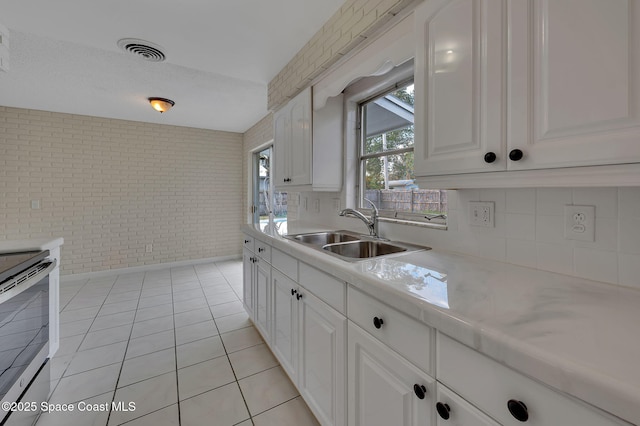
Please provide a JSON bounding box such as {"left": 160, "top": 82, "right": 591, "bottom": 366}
{"left": 198, "top": 264, "right": 255, "bottom": 424}
{"left": 105, "top": 272, "right": 145, "bottom": 426}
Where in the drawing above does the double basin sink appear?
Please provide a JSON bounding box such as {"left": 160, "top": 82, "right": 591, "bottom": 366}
{"left": 285, "top": 230, "right": 430, "bottom": 262}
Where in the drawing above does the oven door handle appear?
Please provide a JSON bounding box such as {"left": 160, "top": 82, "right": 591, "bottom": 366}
{"left": 0, "top": 258, "right": 57, "bottom": 304}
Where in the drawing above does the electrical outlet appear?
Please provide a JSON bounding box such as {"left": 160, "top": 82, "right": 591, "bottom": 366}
{"left": 332, "top": 198, "right": 341, "bottom": 212}
{"left": 31, "top": 200, "right": 40, "bottom": 209}
{"left": 313, "top": 199, "right": 320, "bottom": 213}
{"left": 564, "top": 205, "right": 595, "bottom": 242}
{"left": 145, "top": 244, "right": 153, "bottom": 253}
{"left": 469, "top": 201, "right": 494, "bottom": 227}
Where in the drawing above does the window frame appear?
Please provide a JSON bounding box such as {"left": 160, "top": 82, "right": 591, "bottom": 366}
{"left": 355, "top": 77, "right": 447, "bottom": 227}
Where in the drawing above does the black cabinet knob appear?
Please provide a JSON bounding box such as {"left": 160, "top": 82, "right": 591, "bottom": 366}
{"left": 436, "top": 402, "right": 451, "bottom": 420}
{"left": 507, "top": 399, "right": 529, "bottom": 422}
{"left": 484, "top": 152, "right": 497, "bottom": 163}
{"left": 283, "top": 178, "right": 292, "bottom": 183}
{"left": 373, "top": 317, "right": 384, "bottom": 329}
{"left": 296, "top": 293, "right": 303, "bottom": 300}
{"left": 244, "top": 239, "right": 250, "bottom": 244}
{"left": 509, "top": 149, "right": 524, "bottom": 161}
{"left": 291, "top": 289, "right": 297, "bottom": 296}
{"left": 258, "top": 247, "right": 265, "bottom": 253}
{"left": 413, "top": 384, "right": 426, "bottom": 400}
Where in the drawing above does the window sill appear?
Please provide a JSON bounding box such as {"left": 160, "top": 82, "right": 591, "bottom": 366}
{"left": 379, "top": 216, "right": 447, "bottom": 231}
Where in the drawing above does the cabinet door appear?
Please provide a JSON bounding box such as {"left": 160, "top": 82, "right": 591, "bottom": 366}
{"left": 348, "top": 322, "right": 435, "bottom": 426}
{"left": 508, "top": 0, "right": 640, "bottom": 170}
{"left": 414, "top": 0, "right": 504, "bottom": 176}
{"left": 242, "top": 248, "right": 254, "bottom": 318}
{"left": 435, "top": 384, "right": 500, "bottom": 426}
{"left": 288, "top": 87, "right": 313, "bottom": 186}
{"left": 273, "top": 104, "right": 290, "bottom": 186}
{"left": 271, "top": 269, "right": 298, "bottom": 381}
{"left": 298, "top": 289, "right": 347, "bottom": 426}
{"left": 254, "top": 259, "right": 271, "bottom": 344}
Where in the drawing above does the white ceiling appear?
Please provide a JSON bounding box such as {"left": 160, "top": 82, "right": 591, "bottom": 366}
{"left": 0, "top": 0, "right": 345, "bottom": 132}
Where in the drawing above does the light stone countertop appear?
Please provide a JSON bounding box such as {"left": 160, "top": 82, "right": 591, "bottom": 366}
{"left": 0, "top": 238, "right": 64, "bottom": 254}
{"left": 243, "top": 225, "right": 639, "bottom": 425}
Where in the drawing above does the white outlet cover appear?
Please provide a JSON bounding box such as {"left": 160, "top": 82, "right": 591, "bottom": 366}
{"left": 564, "top": 205, "right": 595, "bottom": 242}
{"left": 469, "top": 201, "right": 494, "bottom": 227}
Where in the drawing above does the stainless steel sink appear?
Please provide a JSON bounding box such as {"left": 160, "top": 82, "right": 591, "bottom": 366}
{"left": 285, "top": 230, "right": 430, "bottom": 261}
{"left": 291, "top": 231, "right": 360, "bottom": 246}
{"left": 323, "top": 240, "right": 407, "bottom": 258}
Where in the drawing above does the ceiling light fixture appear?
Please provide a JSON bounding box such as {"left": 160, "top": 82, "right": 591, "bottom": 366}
{"left": 148, "top": 97, "right": 175, "bottom": 113}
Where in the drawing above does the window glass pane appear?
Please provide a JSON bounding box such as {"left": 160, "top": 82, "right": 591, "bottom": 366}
{"left": 255, "top": 147, "right": 287, "bottom": 234}
{"left": 363, "top": 85, "right": 414, "bottom": 155}
{"left": 359, "top": 81, "right": 446, "bottom": 223}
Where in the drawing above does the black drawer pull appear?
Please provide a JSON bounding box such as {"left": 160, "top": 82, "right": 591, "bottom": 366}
{"left": 509, "top": 149, "right": 524, "bottom": 161}
{"left": 436, "top": 402, "right": 450, "bottom": 420}
{"left": 373, "top": 316, "right": 384, "bottom": 329}
{"left": 258, "top": 247, "right": 265, "bottom": 253}
{"left": 244, "top": 239, "right": 250, "bottom": 244}
{"left": 484, "top": 152, "right": 497, "bottom": 163}
{"left": 296, "top": 293, "right": 303, "bottom": 300}
{"left": 291, "top": 289, "right": 297, "bottom": 296}
{"left": 508, "top": 399, "right": 529, "bottom": 422}
{"left": 413, "top": 384, "right": 426, "bottom": 400}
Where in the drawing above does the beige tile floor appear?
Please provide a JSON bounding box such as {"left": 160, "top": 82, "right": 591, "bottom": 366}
{"left": 36, "top": 260, "right": 320, "bottom": 426}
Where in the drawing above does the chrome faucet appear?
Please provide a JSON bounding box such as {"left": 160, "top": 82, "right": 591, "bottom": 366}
{"left": 339, "top": 199, "right": 379, "bottom": 237}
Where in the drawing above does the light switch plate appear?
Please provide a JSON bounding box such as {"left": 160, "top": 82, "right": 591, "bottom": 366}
{"left": 469, "top": 201, "right": 494, "bottom": 227}
{"left": 564, "top": 205, "right": 595, "bottom": 242}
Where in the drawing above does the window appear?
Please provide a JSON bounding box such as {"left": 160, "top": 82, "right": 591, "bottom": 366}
{"left": 253, "top": 146, "right": 287, "bottom": 234}
{"left": 358, "top": 81, "right": 447, "bottom": 225}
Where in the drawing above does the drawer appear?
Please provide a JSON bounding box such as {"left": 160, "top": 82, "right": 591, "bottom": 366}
{"left": 348, "top": 286, "right": 434, "bottom": 375}
{"left": 437, "top": 333, "right": 629, "bottom": 426}
{"left": 242, "top": 234, "right": 255, "bottom": 252}
{"left": 299, "top": 262, "right": 346, "bottom": 314}
{"left": 435, "top": 383, "right": 500, "bottom": 426}
{"left": 272, "top": 248, "right": 298, "bottom": 281}
{"left": 254, "top": 239, "right": 271, "bottom": 263}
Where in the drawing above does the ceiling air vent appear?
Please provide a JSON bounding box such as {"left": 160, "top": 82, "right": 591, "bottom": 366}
{"left": 117, "top": 38, "right": 166, "bottom": 62}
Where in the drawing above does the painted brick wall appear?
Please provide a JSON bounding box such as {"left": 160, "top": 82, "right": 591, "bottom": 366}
{"left": 1, "top": 106, "right": 243, "bottom": 275}
{"left": 268, "top": 0, "right": 416, "bottom": 110}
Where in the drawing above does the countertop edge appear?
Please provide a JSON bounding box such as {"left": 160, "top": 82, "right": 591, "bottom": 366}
{"left": 0, "top": 238, "right": 65, "bottom": 254}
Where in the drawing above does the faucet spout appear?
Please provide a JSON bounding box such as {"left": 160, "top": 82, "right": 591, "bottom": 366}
{"left": 339, "top": 199, "right": 380, "bottom": 238}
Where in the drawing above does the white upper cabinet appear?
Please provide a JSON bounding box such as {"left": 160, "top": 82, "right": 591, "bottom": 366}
{"left": 414, "top": 0, "right": 505, "bottom": 176}
{"left": 508, "top": 0, "right": 640, "bottom": 170}
{"left": 274, "top": 87, "right": 313, "bottom": 189}
{"left": 274, "top": 86, "right": 344, "bottom": 191}
{"left": 414, "top": 0, "right": 640, "bottom": 184}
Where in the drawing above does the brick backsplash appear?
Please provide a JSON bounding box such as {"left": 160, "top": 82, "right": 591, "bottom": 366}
{"left": 1, "top": 106, "right": 243, "bottom": 275}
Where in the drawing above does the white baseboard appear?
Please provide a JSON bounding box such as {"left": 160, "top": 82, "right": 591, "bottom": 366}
{"left": 62, "top": 254, "right": 242, "bottom": 282}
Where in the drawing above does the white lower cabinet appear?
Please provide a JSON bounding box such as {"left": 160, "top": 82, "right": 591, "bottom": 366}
{"left": 253, "top": 258, "right": 271, "bottom": 342}
{"left": 242, "top": 247, "right": 254, "bottom": 318}
{"left": 437, "top": 333, "right": 630, "bottom": 426}
{"left": 270, "top": 268, "right": 347, "bottom": 426}
{"left": 242, "top": 244, "right": 272, "bottom": 343}
{"left": 298, "top": 288, "right": 347, "bottom": 426}
{"left": 348, "top": 321, "right": 435, "bottom": 426}
{"left": 271, "top": 268, "right": 298, "bottom": 383}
